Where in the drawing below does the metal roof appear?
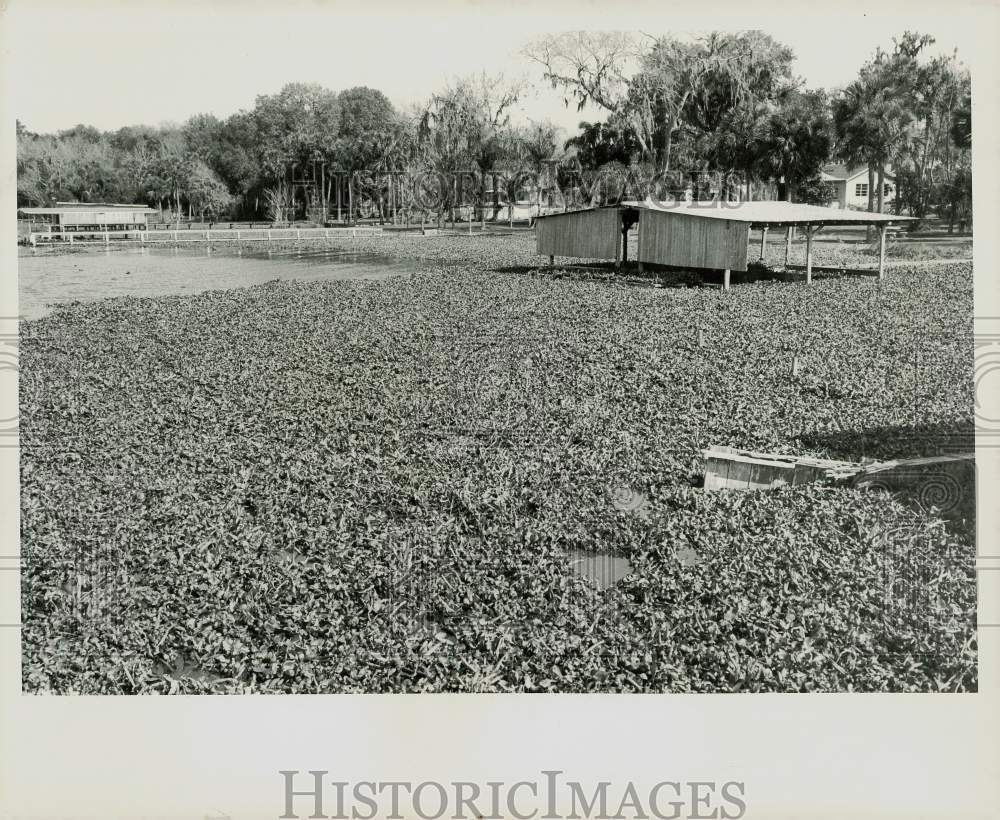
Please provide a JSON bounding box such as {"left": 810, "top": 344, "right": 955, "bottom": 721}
{"left": 18, "top": 203, "right": 157, "bottom": 214}
{"left": 536, "top": 200, "right": 913, "bottom": 227}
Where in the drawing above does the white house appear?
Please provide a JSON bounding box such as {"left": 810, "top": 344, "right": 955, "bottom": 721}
{"left": 821, "top": 164, "right": 896, "bottom": 210}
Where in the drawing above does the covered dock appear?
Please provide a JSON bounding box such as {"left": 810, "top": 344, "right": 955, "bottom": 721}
{"left": 18, "top": 202, "right": 158, "bottom": 234}
{"left": 535, "top": 200, "right": 914, "bottom": 288}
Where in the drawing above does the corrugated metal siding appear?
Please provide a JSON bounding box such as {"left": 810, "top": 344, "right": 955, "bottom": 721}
{"left": 536, "top": 208, "right": 620, "bottom": 259}
{"left": 60, "top": 210, "right": 148, "bottom": 225}
{"left": 638, "top": 210, "right": 749, "bottom": 272}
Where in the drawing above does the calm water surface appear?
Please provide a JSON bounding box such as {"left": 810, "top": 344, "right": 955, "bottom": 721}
{"left": 18, "top": 245, "right": 418, "bottom": 320}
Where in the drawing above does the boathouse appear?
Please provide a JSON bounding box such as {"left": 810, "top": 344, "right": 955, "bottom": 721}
{"left": 535, "top": 200, "right": 913, "bottom": 287}
{"left": 18, "top": 202, "right": 158, "bottom": 234}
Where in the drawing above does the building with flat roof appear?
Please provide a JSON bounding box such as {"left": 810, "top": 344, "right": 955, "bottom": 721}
{"left": 535, "top": 200, "right": 913, "bottom": 288}
{"left": 18, "top": 202, "right": 157, "bottom": 233}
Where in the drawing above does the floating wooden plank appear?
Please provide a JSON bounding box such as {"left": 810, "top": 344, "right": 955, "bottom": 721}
{"left": 703, "top": 446, "right": 976, "bottom": 518}
{"left": 784, "top": 263, "right": 879, "bottom": 276}
{"left": 702, "top": 445, "right": 859, "bottom": 491}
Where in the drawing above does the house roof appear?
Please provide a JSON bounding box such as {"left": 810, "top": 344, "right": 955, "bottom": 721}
{"left": 536, "top": 200, "right": 912, "bottom": 227}
{"left": 821, "top": 164, "right": 895, "bottom": 183}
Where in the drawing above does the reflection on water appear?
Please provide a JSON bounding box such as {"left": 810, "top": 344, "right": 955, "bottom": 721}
{"left": 18, "top": 245, "right": 419, "bottom": 320}
{"left": 567, "top": 548, "right": 633, "bottom": 590}
{"left": 153, "top": 652, "right": 226, "bottom": 684}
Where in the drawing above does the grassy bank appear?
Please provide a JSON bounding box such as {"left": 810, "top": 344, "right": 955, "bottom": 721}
{"left": 19, "top": 235, "right": 976, "bottom": 693}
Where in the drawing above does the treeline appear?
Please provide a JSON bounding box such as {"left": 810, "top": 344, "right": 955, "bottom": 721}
{"left": 529, "top": 30, "right": 971, "bottom": 224}
{"left": 17, "top": 85, "right": 404, "bottom": 222}
{"left": 16, "top": 30, "right": 971, "bottom": 227}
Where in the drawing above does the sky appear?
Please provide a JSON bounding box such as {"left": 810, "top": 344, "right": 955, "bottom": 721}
{"left": 5, "top": 0, "right": 984, "bottom": 139}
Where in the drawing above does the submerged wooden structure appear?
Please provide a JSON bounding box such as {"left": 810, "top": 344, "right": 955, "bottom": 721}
{"left": 703, "top": 445, "right": 975, "bottom": 517}
{"left": 535, "top": 200, "right": 914, "bottom": 287}
{"left": 702, "top": 446, "right": 861, "bottom": 491}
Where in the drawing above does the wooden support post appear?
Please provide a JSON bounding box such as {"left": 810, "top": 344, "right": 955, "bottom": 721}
{"left": 68, "top": 233, "right": 73, "bottom": 245}
{"left": 805, "top": 228, "right": 813, "bottom": 285}
{"left": 614, "top": 214, "right": 622, "bottom": 272}
{"left": 723, "top": 268, "right": 731, "bottom": 291}
{"left": 104, "top": 231, "right": 109, "bottom": 245}
{"left": 784, "top": 226, "right": 792, "bottom": 268}
{"left": 236, "top": 230, "right": 241, "bottom": 240}
{"left": 878, "top": 224, "right": 888, "bottom": 281}
{"left": 760, "top": 227, "right": 768, "bottom": 260}
{"left": 549, "top": 254, "right": 554, "bottom": 269}
{"left": 636, "top": 213, "right": 642, "bottom": 273}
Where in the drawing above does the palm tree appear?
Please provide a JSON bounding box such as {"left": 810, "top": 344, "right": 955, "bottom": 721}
{"left": 760, "top": 89, "right": 832, "bottom": 202}
{"left": 518, "top": 122, "right": 561, "bottom": 220}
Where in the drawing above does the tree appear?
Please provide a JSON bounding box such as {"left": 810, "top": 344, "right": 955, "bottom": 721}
{"left": 336, "top": 87, "right": 397, "bottom": 168}
{"left": 674, "top": 31, "right": 795, "bottom": 190}
{"left": 758, "top": 88, "right": 832, "bottom": 201}
{"left": 794, "top": 177, "right": 837, "bottom": 206}
{"left": 153, "top": 132, "right": 195, "bottom": 226}
{"left": 186, "top": 160, "right": 234, "bottom": 221}
{"left": 418, "top": 73, "right": 523, "bottom": 226}
{"left": 56, "top": 124, "right": 103, "bottom": 143}
{"left": 529, "top": 31, "right": 795, "bottom": 175}
{"left": 182, "top": 114, "right": 225, "bottom": 167}
{"left": 262, "top": 184, "right": 292, "bottom": 223}
{"left": 16, "top": 131, "right": 46, "bottom": 206}
{"left": 951, "top": 93, "right": 971, "bottom": 149}
{"left": 525, "top": 32, "right": 636, "bottom": 113}
{"left": 563, "top": 119, "right": 641, "bottom": 169}
{"left": 515, "top": 121, "right": 563, "bottom": 217}
{"left": 833, "top": 31, "right": 971, "bottom": 233}
{"left": 251, "top": 83, "right": 340, "bottom": 181}
{"left": 214, "top": 112, "right": 263, "bottom": 218}
{"left": 335, "top": 87, "right": 404, "bottom": 222}
{"left": 121, "top": 141, "right": 158, "bottom": 202}
{"left": 833, "top": 33, "right": 928, "bottom": 217}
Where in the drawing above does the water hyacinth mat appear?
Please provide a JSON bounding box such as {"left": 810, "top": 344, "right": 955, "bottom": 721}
{"left": 19, "top": 252, "right": 977, "bottom": 693}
